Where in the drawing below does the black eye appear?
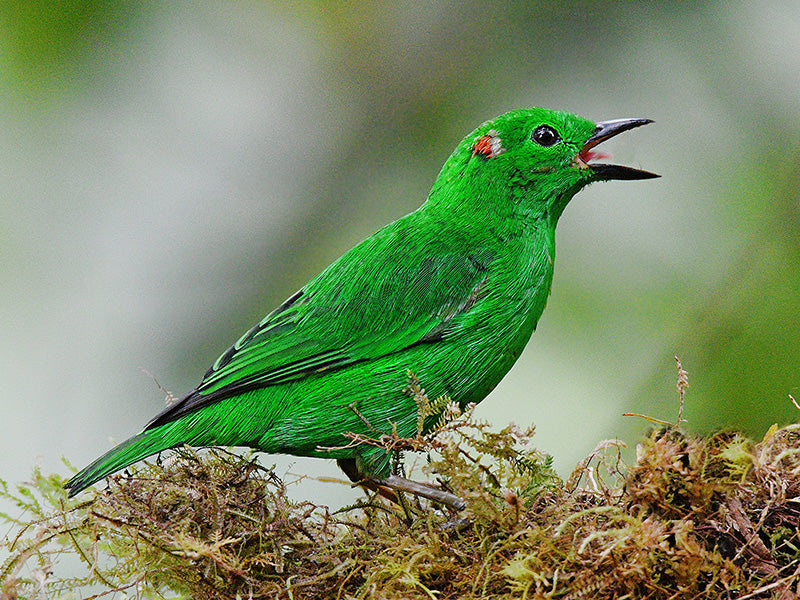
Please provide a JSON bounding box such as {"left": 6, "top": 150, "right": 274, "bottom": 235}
{"left": 531, "top": 125, "right": 560, "bottom": 147}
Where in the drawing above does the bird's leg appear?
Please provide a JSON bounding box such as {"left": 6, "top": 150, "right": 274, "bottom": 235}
{"left": 336, "top": 458, "right": 464, "bottom": 511}
{"left": 358, "top": 478, "right": 401, "bottom": 505}
{"left": 376, "top": 474, "right": 466, "bottom": 511}
{"left": 336, "top": 458, "right": 400, "bottom": 505}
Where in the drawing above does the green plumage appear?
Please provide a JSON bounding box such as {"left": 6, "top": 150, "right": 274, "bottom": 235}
{"left": 65, "top": 108, "right": 656, "bottom": 497}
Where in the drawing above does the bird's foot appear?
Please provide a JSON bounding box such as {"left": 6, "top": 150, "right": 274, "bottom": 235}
{"left": 376, "top": 474, "right": 466, "bottom": 511}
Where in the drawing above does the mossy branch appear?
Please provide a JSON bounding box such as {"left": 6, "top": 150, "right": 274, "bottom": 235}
{"left": 4, "top": 389, "right": 800, "bottom": 598}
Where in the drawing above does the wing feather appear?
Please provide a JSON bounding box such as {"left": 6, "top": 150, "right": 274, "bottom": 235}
{"left": 145, "top": 217, "right": 494, "bottom": 430}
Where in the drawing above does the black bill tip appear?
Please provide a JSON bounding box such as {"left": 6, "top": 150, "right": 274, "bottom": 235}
{"left": 580, "top": 118, "right": 659, "bottom": 180}
{"left": 585, "top": 118, "right": 654, "bottom": 149}
{"left": 590, "top": 163, "right": 660, "bottom": 180}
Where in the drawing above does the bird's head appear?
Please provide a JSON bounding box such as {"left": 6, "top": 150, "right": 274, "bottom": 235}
{"left": 430, "top": 108, "right": 657, "bottom": 223}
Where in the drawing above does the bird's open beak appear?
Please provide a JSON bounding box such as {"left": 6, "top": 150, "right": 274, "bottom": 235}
{"left": 576, "top": 118, "right": 659, "bottom": 180}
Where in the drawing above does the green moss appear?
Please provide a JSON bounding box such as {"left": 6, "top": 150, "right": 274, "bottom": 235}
{"left": 4, "top": 413, "right": 800, "bottom": 599}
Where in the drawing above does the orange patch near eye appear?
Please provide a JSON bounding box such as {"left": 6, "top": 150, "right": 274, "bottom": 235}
{"left": 471, "top": 129, "right": 504, "bottom": 159}
{"left": 472, "top": 134, "right": 494, "bottom": 157}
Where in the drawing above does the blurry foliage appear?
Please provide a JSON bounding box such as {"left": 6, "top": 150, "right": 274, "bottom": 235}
{"left": 0, "top": 1, "right": 140, "bottom": 98}
{"left": 633, "top": 163, "right": 800, "bottom": 436}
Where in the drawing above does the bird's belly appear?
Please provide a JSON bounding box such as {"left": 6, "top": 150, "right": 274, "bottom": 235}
{"left": 216, "top": 294, "right": 544, "bottom": 471}
{"left": 432, "top": 319, "right": 536, "bottom": 406}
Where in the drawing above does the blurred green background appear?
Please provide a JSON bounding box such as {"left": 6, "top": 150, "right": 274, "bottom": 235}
{"left": 2, "top": 1, "right": 799, "bottom": 507}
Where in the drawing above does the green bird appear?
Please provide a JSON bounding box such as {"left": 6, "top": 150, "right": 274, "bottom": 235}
{"left": 65, "top": 108, "right": 657, "bottom": 507}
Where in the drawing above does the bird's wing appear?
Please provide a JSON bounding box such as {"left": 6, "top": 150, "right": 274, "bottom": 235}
{"left": 145, "top": 222, "right": 495, "bottom": 429}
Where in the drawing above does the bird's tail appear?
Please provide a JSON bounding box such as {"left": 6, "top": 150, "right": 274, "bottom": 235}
{"left": 64, "top": 431, "right": 173, "bottom": 497}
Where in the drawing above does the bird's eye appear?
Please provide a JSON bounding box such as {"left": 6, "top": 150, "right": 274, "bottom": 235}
{"left": 531, "top": 125, "right": 560, "bottom": 147}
